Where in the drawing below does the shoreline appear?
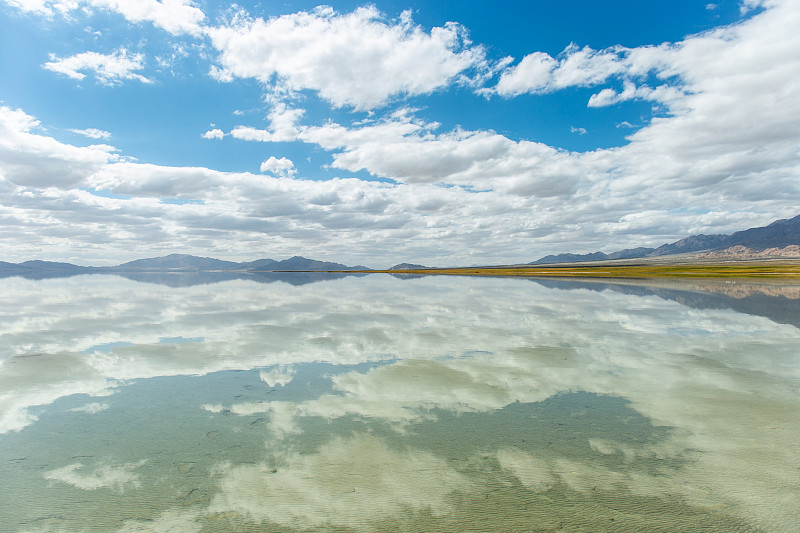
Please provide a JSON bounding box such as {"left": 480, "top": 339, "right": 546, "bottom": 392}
{"left": 341, "top": 258, "right": 800, "bottom": 280}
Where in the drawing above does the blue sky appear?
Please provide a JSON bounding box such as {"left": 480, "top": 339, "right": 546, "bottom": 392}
{"left": 0, "top": 0, "right": 797, "bottom": 266}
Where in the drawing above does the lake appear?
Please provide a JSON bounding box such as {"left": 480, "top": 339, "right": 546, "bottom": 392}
{"left": 1, "top": 273, "right": 798, "bottom": 532}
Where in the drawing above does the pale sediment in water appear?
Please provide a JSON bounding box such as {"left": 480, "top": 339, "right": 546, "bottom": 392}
{"left": 0, "top": 274, "right": 797, "bottom": 531}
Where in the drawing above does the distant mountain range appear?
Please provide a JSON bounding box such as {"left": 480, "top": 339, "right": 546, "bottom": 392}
{"left": 0, "top": 254, "right": 370, "bottom": 276}
{"left": 3, "top": 215, "right": 798, "bottom": 278}
{"left": 532, "top": 214, "right": 800, "bottom": 264}
{"left": 111, "top": 254, "right": 369, "bottom": 272}
{"left": 388, "top": 263, "right": 428, "bottom": 270}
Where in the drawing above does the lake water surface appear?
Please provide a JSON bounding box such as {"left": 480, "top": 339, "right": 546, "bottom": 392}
{"left": 1, "top": 273, "right": 798, "bottom": 532}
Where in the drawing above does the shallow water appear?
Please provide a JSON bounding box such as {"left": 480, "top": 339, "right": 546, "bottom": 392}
{"left": 0, "top": 273, "right": 798, "bottom": 532}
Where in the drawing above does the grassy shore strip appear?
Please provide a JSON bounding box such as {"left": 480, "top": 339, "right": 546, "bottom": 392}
{"left": 348, "top": 261, "right": 800, "bottom": 279}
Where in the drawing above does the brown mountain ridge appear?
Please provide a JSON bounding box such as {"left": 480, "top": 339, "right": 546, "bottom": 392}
{"left": 532, "top": 214, "right": 800, "bottom": 264}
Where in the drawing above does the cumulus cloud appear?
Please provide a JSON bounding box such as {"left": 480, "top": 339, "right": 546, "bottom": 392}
{"left": 212, "top": 0, "right": 797, "bottom": 211}
{"left": 605, "top": 0, "right": 800, "bottom": 194}
{"left": 3, "top": 275, "right": 799, "bottom": 530}
{"left": 209, "top": 433, "right": 473, "bottom": 530}
{"left": 89, "top": 0, "right": 205, "bottom": 35}
{"left": 260, "top": 156, "right": 296, "bottom": 177}
{"left": 587, "top": 81, "right": 684, "bottom": 108}
{"left": 68, "top": 128, "right": 112, "bottom": 140}
{"left": 494, "top": 43, "right": 632, "bottom": 97}
{"left": 44, "top": 460, "right": 147, "bottom": 492}
{"left": 229, "top": 105, "right": 304, "bottom": 143}
{"left": 4, "top": 0, "right": 205, "bottom": 35}
{"left": 2, "top": 2, "right": 799, "bottom": 265}
{"left": 259, "top": 365, "right": 295, "bottom": 387}
{"left": 492, "top": 40, "right": 685, "bottom": 109}
{"left": 201, "top": 128, "right": 224, "bottom": 140}
{"left": 70, "top": 401, "right": 110, "bottom": 413}
{"left": 274, "top": 0, "right": 798, "bottom": 228}
{"left": 206, "top": 5, "right": 488, "bottom": 109}
{"left": 301, "top": 118, "right": 587, "bottom": 197}
{"left": 43, "top": 48, "right": 151, "bottom": 85}
{"left": 740, "top": 0, "right": 768, "bottom": 13}
{"left": 3, "top": 0, "right": 65, "bottom": 15}
{"left": 229, "top": 126, "right": 272, "bottom": 143}
{"left": 221, "top": 108, "right": 587, "bottom": 197}
{"left": 491, "top": 0, "right": 797, "bottom": 132}
{"left": 0, "top": 106, "right": 118, "bottom": 188}
{"left": 86, "top": 161, "right": 249, "bottom": 198}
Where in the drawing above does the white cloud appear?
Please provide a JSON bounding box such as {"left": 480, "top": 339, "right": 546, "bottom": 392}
{"left": 492, "top": 0, "right": 795, "bottom": 128}
{"left": 69, "top": 127, "right": 112, "bottom": 139}
{"left": 570, "top": 126, "right": 587, "bottom": 135}
{"left": 70, "top": 401, "right": 110, "bottom": 413}
{"left": 206, "top": 6, "right": 488, "bottom": 110}
{"left": 228, "top": 105, "right": 305, "bottom": 143}
{"left": 300, "top": 117, "right": 587, "bottom": 197}
{"left": 608, "top": 0, "right": 800, "bottom": 194}
{"left": 3, "top": 275, "right": 798, "bottom": 530}
{"left": 492, "top": 40, "right": 682, "bottom": 106}
{"left": 260, "top": 156, "right": 296, "bottom": 177}
{"left": 279, "top": 0, "right": 799, "bottom": 229}
{"left": 741, "top": 0, "right": 768, "bottom": 14}
{"left": 587, "top": 81, "right": 683, "bottom": 108}
{"left": 494, "top": 51, "right": 556, "bottom": 94}
{"left": 229, "top": 126, "right": 271, "bottom": 142}
{"left": 4, "top": 0, "right": 205, "bottom": 35}
{"left": 1, "top": 2, "right": 799, "bottom": 265}
{"left": 266, "top": 104, "right": 304, "bottom": 141}
{"left": 259, "top": 365, "right": 295, "bottom": 387}
{"left": 495, "top": 43, "right": 632, "bottom": 97}
{"left": 44, "top": 460, "right": 146, "bottom": 491}
{"left": 209, "top": 434, "right": 473, "bottom": 530}
{"left": 89, "top": 0, "right": 205, "bottom": 35}
{"left": 43, "top": 48, "right": 151, "bottom": 85}
{"left": 86, "top": 161, "right": 251, "bottom": 198}
{"left": 0, "top": 106, "right": 118, "bottom": 188}
{"left": 221, "top": 109, "right": 587, "bottom": 197}
{"left": 201, "top": 128, "right": 224, "bottom": 140}
{"left": 4, "top": 0, "right": 65, "bottom": 15}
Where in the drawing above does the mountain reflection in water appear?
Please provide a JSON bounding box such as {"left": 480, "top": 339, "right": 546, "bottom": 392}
{"left": 0, "top": 274, "right": 798, "bottom": 532}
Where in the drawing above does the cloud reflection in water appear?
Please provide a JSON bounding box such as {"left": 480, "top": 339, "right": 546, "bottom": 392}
{"left": 0, "top": 274, "right": 798, "bottom": 531}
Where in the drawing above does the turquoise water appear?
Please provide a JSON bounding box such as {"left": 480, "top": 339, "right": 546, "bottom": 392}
{"left": 0, "top": 274, "right": 798, "bottom": 532}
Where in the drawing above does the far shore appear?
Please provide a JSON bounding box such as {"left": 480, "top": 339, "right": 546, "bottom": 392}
{"left": 337, "top": 258, "right": 800, "bottom": 280}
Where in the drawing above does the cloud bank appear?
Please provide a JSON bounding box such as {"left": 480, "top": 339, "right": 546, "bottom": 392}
{"left": 0, "top": 0, "right": 798, "bottom": 265}
{"left": 43, "top": 48, "right": 151, "bottom": 85}
{"left": 206, "top": 6, "right": 488, "bottom": 110}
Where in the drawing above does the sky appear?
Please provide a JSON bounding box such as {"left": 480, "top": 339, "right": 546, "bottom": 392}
{"left": 0, "top": 0, "right": 798, "bottom": 267}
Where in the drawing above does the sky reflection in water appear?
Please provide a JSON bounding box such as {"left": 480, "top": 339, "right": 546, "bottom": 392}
{"left": 0, "top": 274, "right": 798, "bottom": 532}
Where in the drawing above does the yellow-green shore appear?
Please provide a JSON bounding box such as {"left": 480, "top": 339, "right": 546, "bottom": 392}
{"left": 338, "top": 258, "right": 800, "bottom": 280}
